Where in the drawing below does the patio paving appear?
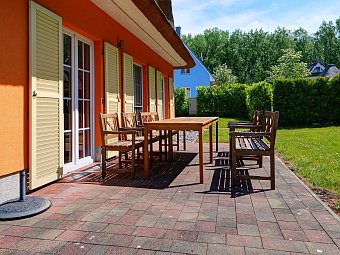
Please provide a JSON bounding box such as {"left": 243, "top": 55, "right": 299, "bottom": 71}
{"left": 1, "top": 143, "right": 340, "bottom": 254}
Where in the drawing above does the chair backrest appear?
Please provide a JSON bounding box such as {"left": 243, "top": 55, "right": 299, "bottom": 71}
{"left": 252, "top": 110, "right": 263, "bottom": 126}
{"left": 261, "top": 111, "right": 279, "bottom": 146}
{"left": 139, "top": 112, "right": 159, "bottom": 125}
{"left": 98, "top": 113, "right": 120, "bottom": 145}
{"left": 122, "top": 112, "right": 137, "bottom": 128}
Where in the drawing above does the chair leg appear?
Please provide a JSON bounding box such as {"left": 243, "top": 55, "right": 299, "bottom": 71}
{"left": 164, "top": 131, "right": 168, "bottom": 162}
{"left": 101, "top": 147, "right": 106, "bottom": 179}
{"left": 231, "top": 146, "right": 237, "bottom": 189}
{"left": 131, "top": 149, "right": 135, "bottom": 179}
{"left": 177, "top": 132, "right": 180, "bottom": 151}
{"left": 270, "top": 153, "right": 275, "bottom": 190}
{"left": 150, "top": 141, "right": 153, "bottom": 169}
{"left": 125, "top": 152, "right": 128, "bottom": 168}
{"left": 259, "top": 156, "right": 263, "bottom": 168}
{"left": 119, "top": 152, "right": 122, "bottom": 169}
{"left": 183, "top": 131, "right": 186, "bottom": 151}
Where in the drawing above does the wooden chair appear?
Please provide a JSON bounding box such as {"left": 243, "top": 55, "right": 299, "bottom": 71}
{"left": 228, "top": 110, "right": 264, "bottom": 166}
{"left": 98, "top": 113, "right": 143, "bottom": 179}
{"left": 230, "top": 111, "right": 279, "bottom": 190}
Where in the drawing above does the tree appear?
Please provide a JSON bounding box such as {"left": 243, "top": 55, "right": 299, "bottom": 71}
{"left": 267, "top": 48, "right": 311, "bottom": 82}
{"left": 213, "top": 64, "right": 238, "bottom": 85}
{"left": 174, "top": 88, "right": 188, "bottom": 117}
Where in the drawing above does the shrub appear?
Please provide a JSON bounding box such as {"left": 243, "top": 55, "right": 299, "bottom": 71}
{"left": 246, "top": 81, "right": 272, "bottom": 118}
{"left": 174, "top": 88, "right": 189, "bottom": 117}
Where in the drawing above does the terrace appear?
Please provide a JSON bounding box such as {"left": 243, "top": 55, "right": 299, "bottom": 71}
{"left": 1, "top": 142, "right": 340, "bottom": 254}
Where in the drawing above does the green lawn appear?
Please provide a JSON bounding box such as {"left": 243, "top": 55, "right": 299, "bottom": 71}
{"left": 203, "top": 118, "right": 340, "bottom": 195}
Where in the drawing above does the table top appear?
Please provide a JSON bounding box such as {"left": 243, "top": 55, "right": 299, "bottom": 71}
{"left": 143, "top": 117, "right": 218, "bottom": 130}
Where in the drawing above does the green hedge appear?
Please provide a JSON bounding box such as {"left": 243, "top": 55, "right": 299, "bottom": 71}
{"left": 245, "top": 81, "right": 272, "bottom": 118}
{"left": 174, "top": 88, "right": 189, "bottom": 117}
{"left": 197, "top": 84, "right": 248, "bottom": 118}
{"left": 272, "top": 76, "right": 340, "bottom": 126}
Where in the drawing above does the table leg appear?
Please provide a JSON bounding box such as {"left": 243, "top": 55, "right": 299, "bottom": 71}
{"left": 169, "top": 130, "right": 173, "bottom": 161}
{"left": 209, "top": 125, "right": 213, "bottom": 164}
{"left": 199, "top": 127, "right": 204, "bottom": 184}
{"left": 144, "top": 126, "right": 149, "bottom": 180}
{"left": 216, "top": 121, "right": 219, "bottom": 152}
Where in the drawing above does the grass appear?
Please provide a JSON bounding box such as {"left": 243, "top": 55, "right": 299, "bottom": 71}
{"left": 202, "top": 117, "right": 340, "bottom": 195}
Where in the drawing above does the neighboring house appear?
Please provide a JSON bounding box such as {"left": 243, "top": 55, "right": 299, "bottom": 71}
{"left": 307, "top": 60, "right": 340, "bottom": 78}
{"left": 0, "top": 0, "right": 194, "bottom": 204}
{"left": 174, "top": 27, "right": 215, "bottom": 98}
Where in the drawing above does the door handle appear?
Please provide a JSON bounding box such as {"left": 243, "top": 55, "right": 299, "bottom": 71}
{"left": 32, "top": 91, "right": 37, "bottom": 97}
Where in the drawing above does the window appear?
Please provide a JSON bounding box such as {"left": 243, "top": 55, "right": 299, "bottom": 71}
{"left": 181, "top": 68, "right": 191, "bottom": 74}
{"left": 134, "top": 64, "right": 142, "bottom": 122}
{"left": 183, "top": 87, "right": 191, "bottom": 98}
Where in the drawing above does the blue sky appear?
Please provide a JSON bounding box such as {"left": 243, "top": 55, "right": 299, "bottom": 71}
{"left": 172, "top": 0, "right": 340, "bottom": 35}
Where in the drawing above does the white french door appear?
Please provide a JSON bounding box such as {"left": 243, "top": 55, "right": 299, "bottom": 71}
{"left": 63, "top": 30, "right": 94, "bottom": 173}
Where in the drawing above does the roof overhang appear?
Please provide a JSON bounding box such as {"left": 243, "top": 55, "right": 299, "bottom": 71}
{"left": 91, "top": 0, "right": 195, "bottom": 68}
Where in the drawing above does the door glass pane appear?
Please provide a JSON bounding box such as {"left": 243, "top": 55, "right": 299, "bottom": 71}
{"left": 84, "top": 72, "right": 90, "bottom": 99}
{"left": 64, "top": 99, "right": 72, "bottom": 130}
{"left": 78, "top": 71, "right": 83, "bottom": 99}
{"left": 84, "top": 43, "right": 90, "bottom": 71}
{"left": 78, "top": 41, "right": 83, "bottom": 69}
{"left": 63, "top": 67, "right": 72, "bottom": 98}
{"left": 134, "top": 65, "right": 142, "bottom": 108}
{"left": 79, "top": 131, "right": 84, "bottom": 158}
{"left": 84, "top": 100, "right": 90, "bottom": 128}
{"left": 85, "top": 129, "right": 91, "bottom": 157}
{"left": 63, "top": 34, "right": 71, "bottom": 65}
{"left": 79, "top": 100, "right": 83, "bottom": 129}
{"left": 64, "top": 132, "right": 72, "bottom": 164}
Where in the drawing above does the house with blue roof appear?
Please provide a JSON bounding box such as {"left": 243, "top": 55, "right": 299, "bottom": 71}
{"left": 174, "top": 27, "right": 215, "bottom": 98}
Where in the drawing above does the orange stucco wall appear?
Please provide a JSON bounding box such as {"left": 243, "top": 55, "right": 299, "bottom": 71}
{"left": 0, "top": 0, "right": 174, "bottom": 177}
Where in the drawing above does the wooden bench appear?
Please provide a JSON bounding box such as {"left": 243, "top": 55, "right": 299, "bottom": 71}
{"left": 98, "top": 113, "right": 143, "bottom": 179}
{"left": 230, "top": 111, "right": 279, "bottom": 190}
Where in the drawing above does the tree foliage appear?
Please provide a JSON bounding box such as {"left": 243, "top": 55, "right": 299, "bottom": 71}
{"left": 182, "top": 18, "right": 340, "bottom": 84}
{"left": 174, "top": 88, "right": 188, "bottom": 117}
{"left": 213, "top": 64, "right": 238, "bottom": 85}
{"left": 267, "top": 49, "right": 310, "bottom": 82}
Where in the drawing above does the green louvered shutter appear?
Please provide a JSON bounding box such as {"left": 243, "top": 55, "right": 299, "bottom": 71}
{"left": 123, "top": 53, "right": 134, "bottom": 113}
{"left": 169, "top": 77, "right": 175, "bottom": 118}
{"left": 156, "top": 70, "right": 163, "bottom": 119}
{"left": 148, "top": 66, "right": 157, "bottom": 112}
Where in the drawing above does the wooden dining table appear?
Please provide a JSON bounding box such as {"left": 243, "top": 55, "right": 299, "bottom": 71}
{"left": 143, "top": 117, "right": 218, "bottom": 184}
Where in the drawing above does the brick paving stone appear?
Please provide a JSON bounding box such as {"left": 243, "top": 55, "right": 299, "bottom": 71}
{"left": 56, "top": 242, "right": 91, "bottom": 255}
{"left": 55, "top": 230, "right": 89, "bottom": 242}
{"left": 216, "top": 226, "right": 237, "bottom": 235}
{"left": 262, "top": 237, "right": 308, "bottom": 253}
{"left": 236, "top": 213, "right": 257, "bottom": 225}
{"left": 182, "top": 206, "right": 200, "bottom": 213}
{"left": 195, "top": 221, "right": 216, "bottom": 233}
{"left": 305, "top": 242, "right": 340, "bottom": 255}
{"left": 178, "top": 212, "right": 198, "bottom": 222}
{"left": 304, "top": 229, "right": 333, "bottom": 244}
{"left": 136, "top": 249, "right": 157, "bottom": 255}
{"left": 174, "top": 222, "right": 196, "bottom": 231}
{"left": 237, "top": 224, "right": 260, "bottom": 237}
{"left": 160, "top": 209, "right": 181, "bottom": 219}
{"left": 153, "top": 218, "right": 177, "bottom": 229}
{"left": 133, "top": 227, "right": 166, "bottom": 238}
{"left": 258, "top": 221, "right": 283, "bottom": 239}
{"left": 131, "top": 237, "right": 172, "bottom": 252}
{"left": 236, "top": 203, "right": 254, "bottom": 214}
{"left": 1, "top": 226, "right": 31, "bottom": 237}
{"left": 55, "top": 220, "right": 84, "bottom": 230}
{"left": 164, "top": 229, "right": 198, "bottom": 242}
{"left": 132, "top": 203, "right": 151, "bottom": 211}
{"left": 85, "top": 244, "right": 109, "bottom": 255}
{"left": 217, "top": 217, "right": 236, "bottom": 228}
{"left": 244, "top": 247, "right": 290, "bottom": 255}
{"left": 11, "top": 238, "right": 42, "bottom": 252}
{"left": 32, "top": 239, "right": 66, "bottom": 254}
{"left": 197, "top": 232, "right": 225, "bottom": 244}
{"left": 0, "top": 236, "right": 21, "bottom": 249}
{"left": 207, "top": 243, "right": 245, "bottom": 255}
{"left": 197, "top": 211, "right": 217, "bottom": 221}
{"left": 298, "top": 220, "right": 323, "bottom": 230}
{"left": 135, "top": 215, "right": 159, "bottom": 227}
{"left": 278, "top": 221, "right": 301, "bottom": 231}
{"left": 77, "top": 222, "right": 108, "bottom": 232}
{"left": 281, "top": 230, "right": 308, "bottom": 241}
{"left": 227, "top": 234, "right": 262, "bottom": 248}
{"left": 33, "top": 219, "right": 63, "bottom": 229}
{"left": 107, "top": 234, "right": 135, "bottom": 247}
{"left": 23, "top": 228, "right": 64, "bottom": 240}
{"left": 82, "top": 232, "right": 114, "bottom": 245}
{"left": 0, "top": 225, "right": 11, "bottom": 233}
{"left": 106, "top": 246, "right": 138, "bottom": 255}
{"left": 170, "top": 240, "right": 207, "bottom": 255}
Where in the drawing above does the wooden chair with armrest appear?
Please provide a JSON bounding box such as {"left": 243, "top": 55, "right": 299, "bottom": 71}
{"left": 98, "top": 113, "right": 143, "bottom": 179}
{"left": 230, "top": 111, "right": 279, "bottom": 190}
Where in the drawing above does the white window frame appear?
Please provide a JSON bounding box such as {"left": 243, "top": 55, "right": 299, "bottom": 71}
{"left": 63, "top": 28, "right": 95, "bottom": 173}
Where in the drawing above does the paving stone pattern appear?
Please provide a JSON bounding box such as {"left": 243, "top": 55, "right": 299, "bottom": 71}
{"left": 0, "top": 143, "right": 340, "bottom": 254}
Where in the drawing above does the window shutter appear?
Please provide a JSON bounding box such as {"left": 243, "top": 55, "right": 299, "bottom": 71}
{"left": 156, "top": 70, "right": 163, "bottom": 119}
{"left": 123, "top": 53, "right": 134, "bottom": 113}
{"left": 104, "top": 42, "right": 120, "bottom": 114}
{"left": 148, "top": 66, "right": 157, "bottom": 112}
{"left": 29, "top": 2, "right": 63, "bottom": 189}
{"left": 169, "top": 77, "right": 175, "bottom": 118}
